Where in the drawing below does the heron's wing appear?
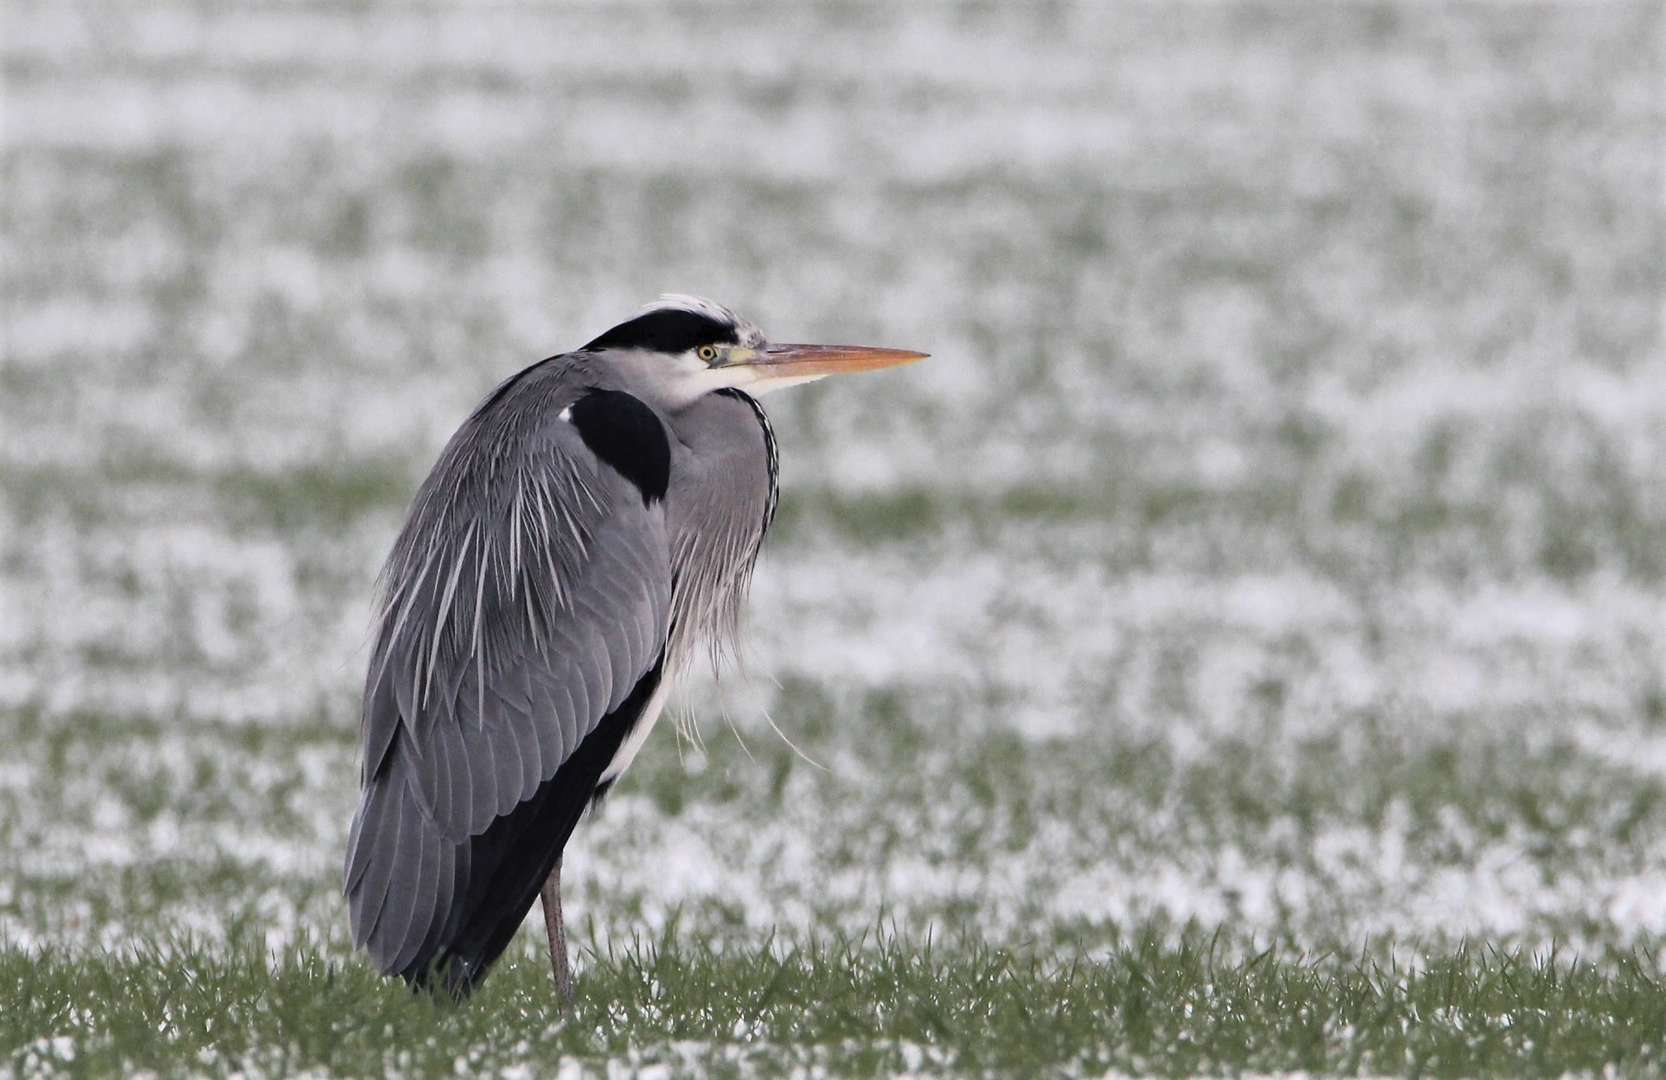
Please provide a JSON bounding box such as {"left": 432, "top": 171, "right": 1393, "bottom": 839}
{"left": 343, "top": 378, "right": 674, "bottom": 984}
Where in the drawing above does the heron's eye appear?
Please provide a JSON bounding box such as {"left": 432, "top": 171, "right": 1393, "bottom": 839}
{"left": 697, "top": 345, "right": 719, "bottom": 363}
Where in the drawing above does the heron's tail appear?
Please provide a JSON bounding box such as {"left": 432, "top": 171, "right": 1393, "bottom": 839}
{"left": 343, "top": 766, "right": 469, "bottom": 991}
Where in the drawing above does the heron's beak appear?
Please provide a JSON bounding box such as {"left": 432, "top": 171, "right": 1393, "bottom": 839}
{"left": 749, "top": 343, "right": 929, "bottom": 378}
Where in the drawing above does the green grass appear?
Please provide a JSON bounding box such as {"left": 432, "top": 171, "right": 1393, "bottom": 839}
{"left": 7, "top": 933, "right": 1663, "bottom": 1076}
{"left": 4, "top": 0, "right": 1663, "bottom": 1073}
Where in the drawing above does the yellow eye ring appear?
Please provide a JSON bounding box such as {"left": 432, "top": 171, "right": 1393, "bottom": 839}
{"left": 697, "top": 345, "right": 718, "bottom": 362}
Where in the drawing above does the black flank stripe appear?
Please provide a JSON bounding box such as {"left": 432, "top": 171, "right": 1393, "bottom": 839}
{"left": 409, "top": 653, "right": 667, "bottom": 997}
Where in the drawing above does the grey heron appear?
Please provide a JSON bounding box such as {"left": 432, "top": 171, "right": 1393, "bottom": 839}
{"left": 343, "top": 295, "right": 925, "bottom": 1002}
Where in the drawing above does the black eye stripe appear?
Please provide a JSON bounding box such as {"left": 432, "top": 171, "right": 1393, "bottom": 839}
{"left": 583, "top": 310, "right": 740, "bottom": 354}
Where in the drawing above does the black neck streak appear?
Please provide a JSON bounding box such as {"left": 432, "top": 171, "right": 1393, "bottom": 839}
{"left": 716, "top": 387, "right": 779, "bottom": 544}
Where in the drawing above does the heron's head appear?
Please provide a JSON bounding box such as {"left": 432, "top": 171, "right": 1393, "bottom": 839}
{"left": 584, "top": 295, "right": 926, "bottom": 410}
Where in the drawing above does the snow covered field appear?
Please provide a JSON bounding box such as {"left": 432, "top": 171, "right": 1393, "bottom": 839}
{"left": 3, "top": 0, "right": 1663, "bottom": 993}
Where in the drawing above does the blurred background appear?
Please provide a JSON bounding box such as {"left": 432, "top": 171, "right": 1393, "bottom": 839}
{"left": 2, "top": 2, "right": 1662, "bottom": 963}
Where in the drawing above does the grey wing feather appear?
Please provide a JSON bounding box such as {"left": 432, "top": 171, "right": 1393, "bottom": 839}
{"left": 344, "top": 377, "right": 673, "bottom": 975}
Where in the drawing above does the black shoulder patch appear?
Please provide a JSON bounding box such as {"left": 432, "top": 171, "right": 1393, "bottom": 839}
{"left": 567, "top": 389, "right": 671, "bottom": 504}
{"left": 583, "top": 309, "right": 739, "bottom": 354}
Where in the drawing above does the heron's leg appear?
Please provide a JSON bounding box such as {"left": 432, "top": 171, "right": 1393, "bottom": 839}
{"left": 540, "top": 859, "right": 575, "bottom": 1010}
